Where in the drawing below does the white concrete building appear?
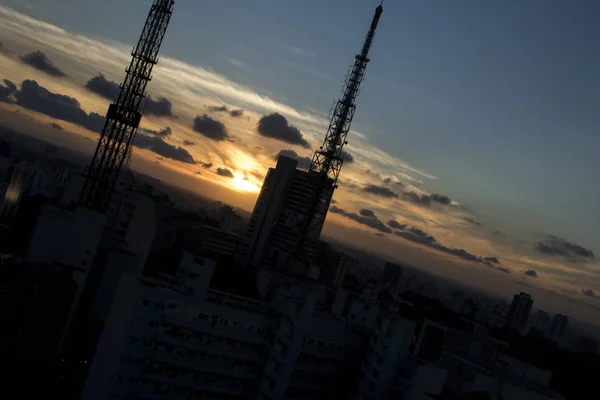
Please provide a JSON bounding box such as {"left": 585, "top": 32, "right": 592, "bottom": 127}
{"left": 403, "top": 365, "right": 447, "bottom": 400}
{"left": 103, "top": 179, "right": 157, "bottom": 270}
{"left": 26, "top": 205, "right": 106, "bottom": 270}
{"left": 81, "top": 252, "right": 410, "bottom": 400}
{"left": 355, "top": 315, "right": 416, "bottom": 399}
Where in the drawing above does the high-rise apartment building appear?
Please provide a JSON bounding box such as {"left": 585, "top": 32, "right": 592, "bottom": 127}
{"left": 81, "top": 252, "right": 394, "bottom": 400}
{"left": 238, "top": 156, "right": 332, "bottom": 272}
{"left": 506, "top": 292, "right": 533, "bottom": 332}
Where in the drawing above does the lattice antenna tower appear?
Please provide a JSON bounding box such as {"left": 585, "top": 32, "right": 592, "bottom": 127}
{"left": 80, "top": 0, "right": 175, "bottom": 210}
{"left": 294, "top": 4, "right": 383, "bottom": 263}
{"left": 309, "top": 4, "right": 383, "bottom": 183}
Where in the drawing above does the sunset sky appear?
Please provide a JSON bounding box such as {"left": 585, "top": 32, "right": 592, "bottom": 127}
{"left": 0, "top": 0, "right": 599, "bottom": 323}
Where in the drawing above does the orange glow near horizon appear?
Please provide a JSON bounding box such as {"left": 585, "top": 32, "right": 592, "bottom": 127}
{"left": 232, "top": 174, "right": 260, "bottom": 193}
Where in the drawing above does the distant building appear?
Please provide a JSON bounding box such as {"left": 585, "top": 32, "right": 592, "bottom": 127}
{"left": 414, "top": 319, "right": 508, "bottom": 365}
{"left": 575, "top": 336, "right": 598, "bottom": 355}
{"left": 237, "top": 156, "right": 333, "bottom": 273}
{"left": 0, "top": 163, "right": 30, "bottom": 226}
{"left": 506, "top": 292, "right": 533, "bottom": 332}
{"left": 550, "top": 314, "right": 569, "bottom": 343}
{"left": 315, "top": 242, "right": 353, "bottom": 287}
{"left": 382, "top": 262, "right": 404, "bottom": 292}
{"left": 534, "top": 310, "right": 552, "bottom": 336}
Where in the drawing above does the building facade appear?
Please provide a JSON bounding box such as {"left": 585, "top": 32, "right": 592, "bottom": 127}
{"left": 238, "top": 156, "right": 332, "bottom": 273}
{"left": 506, "top": 292, "right": 533, "bottom": 332}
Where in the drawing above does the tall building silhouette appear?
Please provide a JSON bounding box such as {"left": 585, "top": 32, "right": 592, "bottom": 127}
{"left": 239, "top": 4, "right": 383, "bottom": 271}
{"left": 506, "top": 292, "right": 533, "bottom": 331}
{"left": 238, "top": 156, "right": 331, "bottom": 272}
{"left": 80, "top": 0, "right": 174, "bottom": 211}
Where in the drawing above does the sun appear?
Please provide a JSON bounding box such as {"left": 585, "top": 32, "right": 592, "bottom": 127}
{"left": 232, "top": 174, "right": 260, "bottom": 193}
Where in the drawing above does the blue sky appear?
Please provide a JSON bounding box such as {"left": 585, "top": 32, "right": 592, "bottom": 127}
{"left": 8, "top": 0, "right": 598, "bottom": 248}
{"left": 1, "top": 0, "right": 599, "bottom": 320}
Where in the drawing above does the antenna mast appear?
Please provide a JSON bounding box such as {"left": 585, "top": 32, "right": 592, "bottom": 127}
{"left": 295, "top": 4, "right": 383, "bottom": 263}
{"left": 80, "top": 0, "right": 175, "bottom": 210}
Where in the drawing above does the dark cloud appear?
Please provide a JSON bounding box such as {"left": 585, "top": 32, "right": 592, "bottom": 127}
{"left": 274, "top": 149, "right": 311, "bottom": 169}
{"left": 497, "top": 267, "right": 511, "bottom": 274}
{"left": 183, "top": 140, "right": 195, "bottom": 146}
{"left": 408, "top": 227, "right": 429, "bottom": 237}
{"left": 400, "top": 191, "right": 455, "bottom": 208}
{"left": 134, "top": 134, "right": 196, "bottom": 164}
{"left": 524, "top": 269, "right": 539, "bottom": 278}
{"left": 463, "top": 217, "right": 482, "bottom": 226}
{"left": 3, "top": 79, "right": 16, "bottom": 92}
{"left": 582, "top": 289, "right": 598, "bottom": 299}
{"left": 359, "top": 208, "right": 376, "bottom": 218}
{"left": 363, "top": 184, "right": 398, "bottom": 198}
{"left": 195, "top": 171, "right": 202, "bottom": 175}
{"left": 483, "top": 256, "right": 500, "bottom": 264}
{"left": 140, "top": 126, "right": 172, "bottom": 138}
{"left": 14, "top": 79, "right": 105, "bottom": 132}
{"left": 20, "top": 51, "right": 66, "bottom": 77}
{"left": 193, "top": 114, "right": 229, "bottom": 141}
{"left": 146, "top": 96, "right": 175, "bottom": 117}
{"left": 0, "top": 79, "right": 17, "bottom": 103}
{"left": 50, "top": 122, "right": 63, "bottom": 130}
{"left": 430, "top": 193, "right": 452, "bottom": 205}
{"left": 403, "top": 191, "right": 432, "bottom": 206}
{"left": 536, "top": 235, "right": 595, "bottom": 263}
{"left": 257, "top": 113, "right": 310, "bottom": 148}
{"left": 392, "top": 225, "right": 492, "bottom": 265}
{"left": 340, "top": 150, "right": 354, "bottom": 163}
{"left": 330, "top": 205, "right": 344, "bottom": 214}
{"left": 216, "top": 167, "right": 234, "bottom": 178}
{"left": 329, "top": 206, "right": 392, "bottom": 234}
{"left": 375, "top": 233, "right": 386, "bottom": 238}
{"left": 208, "top": 105, "right": 244, "bottom": 118}
{"left": 387, "top": 220, "right": 406, "bottom": 230}
{"left": 200, "top": 162, "right": 213, "bottom": 169}
{"left": 85, "top": 74, "right": 120, "bottom": 100}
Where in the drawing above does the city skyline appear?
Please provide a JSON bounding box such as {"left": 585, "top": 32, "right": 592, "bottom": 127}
{"left": 0, "top": 0, "right": 599, "bottom": 325}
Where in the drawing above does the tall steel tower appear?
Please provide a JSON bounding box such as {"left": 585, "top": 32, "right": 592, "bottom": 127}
{"left": 295, "top": 4, "right": 383, "bottom": 263}
{"left": 80, "top": 0, "right": 175, "bottom": 211}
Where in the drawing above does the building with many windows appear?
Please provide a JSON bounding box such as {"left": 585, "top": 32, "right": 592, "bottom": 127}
{"left": 506, "top": 292, "right": 534, "bottom": 332}
{"left": 81, "top": 252, "right": 393, "bottom": 400}
{"left": 237, "top": 156, "right": 333, "bottom": 274}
